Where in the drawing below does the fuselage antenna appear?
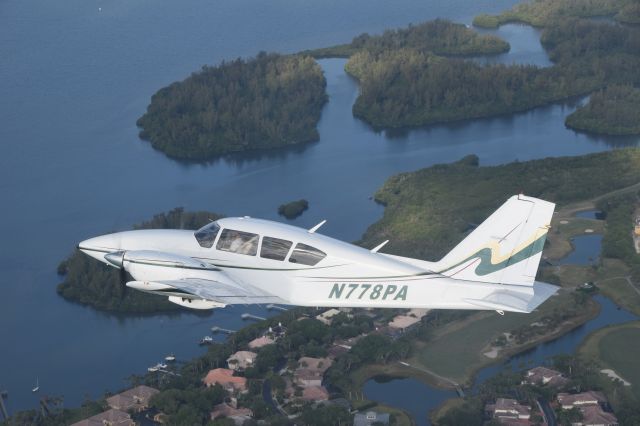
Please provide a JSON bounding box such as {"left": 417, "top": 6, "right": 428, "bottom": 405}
{"left": 308, "top": 220, "right": 327, "bottom": 234}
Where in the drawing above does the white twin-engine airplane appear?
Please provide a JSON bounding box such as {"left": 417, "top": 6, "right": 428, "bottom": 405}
{"left": 78, "top": 195, "right": 558, "bottom": 314}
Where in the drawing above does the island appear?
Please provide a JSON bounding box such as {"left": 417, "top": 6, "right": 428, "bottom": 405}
{"left": 566, "top": 85, "right": 640, "bottom": 135}
{"left": 57, "top": 208, "right": 222, "bottom": 313}
{"left": 278, "top": 199, "right": 309, "bottom": 219}
{"left": 136, "top": 53, "right": 327, "bottom": 160}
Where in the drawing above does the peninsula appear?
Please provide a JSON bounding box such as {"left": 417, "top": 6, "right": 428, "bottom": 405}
{"left": 566, "top": 85, "right": 640, "bottom": 135}
{"left": 473, "top": 0, "right": 632, "bottom": 28}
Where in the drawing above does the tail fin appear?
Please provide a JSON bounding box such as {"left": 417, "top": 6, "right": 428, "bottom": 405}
{"left": 435, "top": 195, "right": 554, "bottom": 286}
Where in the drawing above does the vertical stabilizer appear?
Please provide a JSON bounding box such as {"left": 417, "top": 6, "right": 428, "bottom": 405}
{"left": 434, "top": 195, "right": 554, "bottom": 286}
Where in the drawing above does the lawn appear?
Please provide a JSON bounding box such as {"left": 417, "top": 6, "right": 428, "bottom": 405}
{"left": 579, "top": 321, "right": 640, "bottom": 399}
{"left": 594, "top": 259, "right": 640, "bottom": 316}
{"left": 409, "top": 290, "right": 596, "bottom": 385}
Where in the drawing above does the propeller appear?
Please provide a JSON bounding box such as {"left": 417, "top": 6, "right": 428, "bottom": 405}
{"left": 104, "top": 250, "right": 128, "bottom": 299}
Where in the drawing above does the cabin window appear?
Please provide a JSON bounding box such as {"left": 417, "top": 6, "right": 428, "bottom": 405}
{"left": 260, "top": 237, "right": 293, "bottom": 261}
{"left": 217, "top": 228, "right": 259, "bottom": 256}
{"left": 289, "top": 243, "right": 326, "bottom": 266}
{"left": 194, "top": 222, "right": 220, "bottom": 248}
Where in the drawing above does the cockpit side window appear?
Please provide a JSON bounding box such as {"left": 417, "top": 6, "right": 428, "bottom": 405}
{"left": 260, "top": 237, "right": 292, "bottom": 261}
{"left": 194, "top": 222, "right": 221, "bottom": 248}
{"left": 217, "top": 228, "right": 259, "bottom": 256}
{"left": 289, "top": 243, "right": 326, "bottom": 266}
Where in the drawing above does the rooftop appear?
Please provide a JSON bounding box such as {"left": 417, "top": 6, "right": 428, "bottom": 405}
{"left": 301, "top": 385, "right": 330, "bottom": 401}
{"left": 354, "top": 410, "right": 391, "bottom": 426}
{"left": 106, "top": 385, "right": 159, "bottom": 411}
{"left": 557, "top": 391, "right": 606, "bottom": 408}
{"left": 248, "top": 335, "right": 275, "bottom": 349}
{"left": 579, "top": 405, "right": 618, "bottom": 426}
{"left": 210, "top": 403, "right": 253, "bottom": 420}
{"left": 203, "top": 368, "right": 247, "bottom": 391}
{"left": 70, "top": 408, "right": 133, "bottom": 426}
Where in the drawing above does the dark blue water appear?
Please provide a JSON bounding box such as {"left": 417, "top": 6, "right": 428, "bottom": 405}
{"left": 576, "top": 210, "right": 602, "bottom": 220}
{"left": 474, "top": 23, "right": 553, "bottom": 67}
{"left": 558, "top": 235, "right": 602, "bottom": 266}
{"left": 2, "top": 0, "right": 640, "bottom": 415}
{"left": 364, "top": 376, "right": 456, "bottom": 425}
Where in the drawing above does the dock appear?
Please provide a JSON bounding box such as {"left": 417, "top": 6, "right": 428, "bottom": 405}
{"left": 266, "top": 304, "right": 288, "bottom": 312}
{"left": 211, "top": 326, "right": 236, "bottom": 334}
{"left": 241, "top": 313, "right": 266, "bottom": 321}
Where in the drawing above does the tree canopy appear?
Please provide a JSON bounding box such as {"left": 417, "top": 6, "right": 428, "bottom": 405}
{"left": 137, "top": 53, "right": 327, "bottom": 160}
{"left": 566, "top": 85, "right": 640, "bottom": 135}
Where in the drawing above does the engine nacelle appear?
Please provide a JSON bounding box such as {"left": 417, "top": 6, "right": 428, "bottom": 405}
{"left": 167, "top": 296, "right": 226, "bottom": 310}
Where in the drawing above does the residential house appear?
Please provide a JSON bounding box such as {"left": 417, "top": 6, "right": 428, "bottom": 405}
{"left": 248, "top": 335, "right": 275, "bottom": 349}
{"left": 557, "top": 391, "right": 606, "bottom": 409}
{"left": 387, "top": 309, "right": 428, "bottom": 333}
{"left": 210, "top": 403, "right": 253, "bottom": 425}
{"left": 315, "top": 308, "right": 342, "bottom": 325}
{"left": 226, "top": 350, "right": 257, "bottom": 372}
{"left": 106, "top": 385, "right": 159, "bottom": 412}
{"left": 327, "top": 344, "right": 349, "bottom": 359}
{"left": 301, "top": 385, "right": 330, "bottom": 402}
{"left": 485, "top": 398, "right": 531, "bottom": 424}
{"left": 576, "top": 405, "right": 618, "bottom": 426}
{"left": 294, "top": 357, "right": 333, "bottom": 387}
{"left": 70, "top": 408, "right": 134, "bottom": 426}
{"left": 523, "top": 366, "right": 569, "bottom": 387}
{"left": 203, "top": 368, "right": 247, "bottom": 393}
{"left": 354, "top": 410, "right": 391, "bottom": 426}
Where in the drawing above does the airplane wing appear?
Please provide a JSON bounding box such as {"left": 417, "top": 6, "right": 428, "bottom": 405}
{"left": 127, "top": 278, "right": 285, "bottom": 305}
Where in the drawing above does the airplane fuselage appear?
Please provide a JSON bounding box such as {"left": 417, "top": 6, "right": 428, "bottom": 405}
{"left": 79, "top": 195, "right": 560, "bottom": 313}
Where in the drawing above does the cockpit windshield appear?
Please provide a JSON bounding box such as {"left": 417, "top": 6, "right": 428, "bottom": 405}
{"left": 194, "top": 222, "right": 220, "bottom": 248}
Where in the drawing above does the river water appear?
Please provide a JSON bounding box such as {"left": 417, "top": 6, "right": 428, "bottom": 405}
{"left": 1, "top": 0, "right": 639, "bottom": 415}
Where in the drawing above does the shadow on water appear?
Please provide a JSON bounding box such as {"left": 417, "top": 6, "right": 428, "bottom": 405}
{"left": 156, "top": 139, "right": 320, "bottom": 170}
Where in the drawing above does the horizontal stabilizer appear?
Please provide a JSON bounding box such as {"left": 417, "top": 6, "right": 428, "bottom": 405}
{"left": 463, "top": 281, "right": 559, "bottom": 313}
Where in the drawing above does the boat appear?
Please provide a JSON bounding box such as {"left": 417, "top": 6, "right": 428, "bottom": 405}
{"left": 199, "top": 336, "right": 213, "bottom": 345}
{"left": 31, "top": 378, "right": 39, "bottom": 393}
{"left": 148, "top": 362, "right": 167, "bottom": 372}
{"left": 165, "top": 353, "right": 176, "bottom": 362}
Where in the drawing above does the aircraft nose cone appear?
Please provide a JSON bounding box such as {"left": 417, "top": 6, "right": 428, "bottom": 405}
{"left": 78, "top": 234, "right": 121, "bottom": 252}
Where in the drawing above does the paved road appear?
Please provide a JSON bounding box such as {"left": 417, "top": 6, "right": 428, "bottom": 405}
{"left": 537, "top": 397, "right": 557, "bottom": 426}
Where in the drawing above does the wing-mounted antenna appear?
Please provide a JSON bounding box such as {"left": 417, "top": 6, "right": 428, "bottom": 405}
{"left": 370, "top": 240, "right": 389, "bottom": 253}
{"left": 308, "top": 220, "right": 327, "bottom": 234}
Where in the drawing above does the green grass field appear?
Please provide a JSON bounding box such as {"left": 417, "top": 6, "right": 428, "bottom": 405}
{"left": 580, "top": 322, "right": 640, "bottom": 399}
{"left": 409, "top": 291, "right": 597, "bottom": 384}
